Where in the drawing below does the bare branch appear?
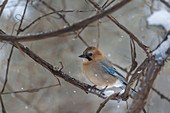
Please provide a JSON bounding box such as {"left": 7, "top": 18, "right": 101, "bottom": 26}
{"left": 96, "top": 93, "right": 120, "bottom": 113}
{"left": 12, "top": 42, "right": 106, "bottom": 98}
{"left": 152, "top": 87, "right": 170, "bottom": 103}
{"left": 102, "top": 0, "right": 110, "bottom": 8}
{"left": 88, "top": 0, "right": 149, "bottom": 54}
{"left": 0, "top": 76, "right": 42, "bottom": 113}
{"left": 0, "top": 30, "right": 128, "bottom": 101}
{"left": 96, "top": 20, "right": 100, "bottom": 48}
{"left": 160, "top": 0, "right": 170, "bottom": 8}
{"left": 73, "top": 26, "right": 86, "bottom": 40}
{"left": 103, "top": 0, "right": 116, "bottom": 9}
{"left": 122, "top": 58, "right": 148, "bottom": 100}
{"left": 39, "top": 0, "right": 89, "bottom": 47}
{"left": 128, "top": 32, "right": 170, "bottom": 113}
{"left": 0, "top": 95, "right": 6, "bottom": 113}
{"left": 17, "top": 0, "right": 29, "bottom": 34}
{"left": 2, "top": 83, "right": 60, "bottom": 95}
{"left": 20, "top": 10, "right": 95, "bottom": 32}
{"left": 0, "top": 0, "right": 8, "bottom": 17}
{"left": 125, "top": 39, "right": 137, "bottom": 81}
{"left": 1, "top": 0, "right": 29, "bottom": 93}
{"left": 0, "top": 46, "right": 14, "bottom": 93}
{"left": 0, "top": 1, "right": 30, "bottom": 112}
{"left": 0, "top": 0, "right": 132, "bottom": 42}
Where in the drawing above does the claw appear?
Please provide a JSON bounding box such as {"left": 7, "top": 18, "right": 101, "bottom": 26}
{"left": 99, "top": 85, "right": 108, "bottom": 95}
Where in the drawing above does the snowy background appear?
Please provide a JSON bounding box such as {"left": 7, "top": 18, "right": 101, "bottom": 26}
{"left": 0, "top": 0, "right": 170, "bottom": 113}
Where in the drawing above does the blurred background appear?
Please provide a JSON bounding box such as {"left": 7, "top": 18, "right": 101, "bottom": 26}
{"left": 0, "top": 0, "right": 170, "bottom": 113}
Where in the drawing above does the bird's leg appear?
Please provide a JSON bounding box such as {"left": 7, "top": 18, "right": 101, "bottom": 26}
{"left": 91, "top": 85, "right": 97, "bottom": 89}
{"left": 102, "top": 85, "right": 108, "bottom": 91}
{"left": 87, "top": 85, "right": 97, "bottom": 93}
{"left": 84, "top": 85, "right": 96, "bottom": 94}
{"left": 99, "top": 85, "right": 108, "bottom": 96}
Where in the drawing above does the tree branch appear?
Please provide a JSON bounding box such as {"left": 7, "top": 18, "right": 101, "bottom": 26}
{"left": 160, "top": 0, "right": 170, "bottom": 8}
{"left": 128, "top": 32, "right": 170, "bottom": 113}
{"left": 88, "top": 0, "right": 149, "bottom": 54}
{"left": 0, "top": 0, "right": 8, "bottom": 17}
{"left": 152, "top": 87, "right": 170, "bottom": 103}
{"left": 0, "top": 0, "right": 132, "bottom": 42}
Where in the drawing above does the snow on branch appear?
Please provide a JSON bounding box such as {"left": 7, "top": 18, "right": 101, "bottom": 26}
{"left": 152, "top": 34, "right": 170, "bottom": 64}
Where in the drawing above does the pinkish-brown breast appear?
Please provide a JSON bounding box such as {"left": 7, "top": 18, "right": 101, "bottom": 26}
{"left": 82, "top": 60, "right": 117, "bottom": 86}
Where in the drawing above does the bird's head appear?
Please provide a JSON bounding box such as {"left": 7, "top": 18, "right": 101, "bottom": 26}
{"left": 79, "top": 46, "right": 104, "bottom": 63}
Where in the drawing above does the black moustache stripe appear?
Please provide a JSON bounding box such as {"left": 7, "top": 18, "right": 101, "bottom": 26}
{"left": 86, "top": 56, "right": 92, "bottom": 61}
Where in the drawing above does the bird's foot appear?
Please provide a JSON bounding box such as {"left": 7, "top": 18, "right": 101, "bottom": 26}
{"left": 86, "top": 85, "right": 97, "bottom": 93}
{"left": 99, "top": 85, "right": 108, "bottom": 96}
{"left": 101, "top": 85, "right": 108, "bottom": 92}
{"left": 91, "top": 85, "right": 97, "bottom": 89}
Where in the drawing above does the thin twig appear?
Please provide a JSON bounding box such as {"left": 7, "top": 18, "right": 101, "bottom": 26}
{"left": 17, "top": 0, "right": 29, "bottom": 34}
{"left": 102, "top": 0, "right": 109, "bottom": 8}
{"left": 142, "top": 108, "right": 147, "bottom": 113}
{"left": 103, "top": 0, "right": 116, "bottom": 9}
{"left": 0, "top": 0, "right": 8, "bottom": 17}
{"left": 20, "top": 12, "right": 56, "bottom": 32}
{"left": 0, "top": 95, "right": 6, "bottom": 113}
{"left": 61, "top": 0, "right": 66, "bottom": 9}
{"left": 39, "top": 0, "right": 89, "bottom": 47}
{"left": 112, "top": 63, "right": 128, "bottom": 73}
{"left": 0, "top": 0, "right": 132, "bottom": 43}
{"left": 0, "top": 28, "right": 14, "bottom": 113}
{"left": 152, "top": 87, "right": 170, "bottom": 103}
{"left": 128, "top": 32, "right": 170, "bottom": 113}
{"left": 15, "top": 0, "right": 30, "bottom": 56}
{"left": 126, "top": 101, "right": 129, "bottom": 109}
{"left": 20, "top": 10, "right": 96, "bottom": 32}
{"left": 125, "top": 39, "right": 137, "bottom": 81}
{"left": 88, "top": 0, "right": 149, "bottom": 54}
{"left": 122, "top": 58, "right": 148, "bottom": 101}
{"left": 73, "top": 27, "right": 86, "bottom": 40}
{"left": 160, "top": 0, "right": 170, "bottom": 8}
{"left": 0, "top": 29, "right": 123, "bottom": 100}
{"left": 2, "top": 84, "right": 60, "bottom": 95}
{"left": 1, "top": 46, "right": 14, "bottom": 93}
{"left": 0, "top": 76, "right": 42, "bottom": 113}
{"left": 96, "top": 20, "right": 100, "bottom": 48}
{"left": 150, "top": 0, "right": 154, "bottom": 14}
{"left": 2, "top": 0, "right": 29, "bottom": 93}
{"left": 0, "top": 1, "right": 29, "bottom": 112}
{"left": 96, "top": 93, "right": 119, "bottom": 113}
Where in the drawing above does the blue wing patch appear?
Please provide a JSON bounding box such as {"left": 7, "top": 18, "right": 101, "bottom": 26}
{"left": 102, "top": 65, "right": 137, "bottom": 94}
{"left": 102, "top": 65, "right": 126, "bottom": 80}
{"left": 102, "top": 65, "right": 116, "bottom": 75}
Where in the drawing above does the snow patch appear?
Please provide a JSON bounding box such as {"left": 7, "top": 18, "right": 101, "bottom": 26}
{"left": 104, "top": 90, "right": 115, "bottom": 97}
{"left": 147, "top": 9, "right": 170, "bottom": 31}
{"left": 152, "top": 35, "right": 170, "bottom": 63}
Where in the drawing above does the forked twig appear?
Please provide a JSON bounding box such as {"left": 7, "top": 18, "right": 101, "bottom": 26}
{"left": 0, "top": 0, "right": 132, "bottom": 42}
{"left": 96, "top": 93, "right": 120, "bottom": 113}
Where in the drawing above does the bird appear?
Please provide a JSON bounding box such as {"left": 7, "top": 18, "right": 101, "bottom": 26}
{"left": 79, "top": 46, "right": 136, "bottom": 93}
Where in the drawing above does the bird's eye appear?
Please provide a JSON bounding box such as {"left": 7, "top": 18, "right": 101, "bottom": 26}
{"left": 88, "top": 52, "right": 93, "bottom": 56}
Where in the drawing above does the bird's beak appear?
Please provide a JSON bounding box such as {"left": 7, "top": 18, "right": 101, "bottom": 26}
{"left": 79, "top": 54, "right": 86, "bottom": 58}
